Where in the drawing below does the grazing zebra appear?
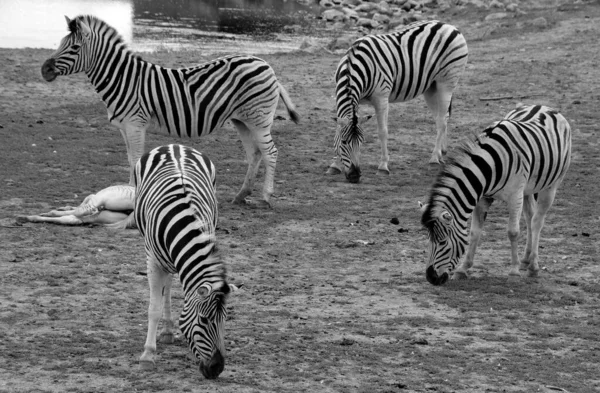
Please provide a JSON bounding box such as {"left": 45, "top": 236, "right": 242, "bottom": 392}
{"left": 420, "top": 104, "right": 571, "bottom": 285}
{"left": 41, "top": 15, "right": 299, "bottom": 208}
{"left": 327, "top": 20, "right": 468, "bottom": 183}
{"left": 132, "top": 144, "right": 235, "bottom": 379}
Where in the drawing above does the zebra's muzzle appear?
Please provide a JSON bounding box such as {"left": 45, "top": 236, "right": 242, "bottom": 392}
{"left": 345, "top": 164, "right": 361, "bottom": 183}
{"left": 199, "top": 349, "right": 225, "bottom": 379}
{"left": 426, "top": 265, "right": 449, "bottom": 286}
{"left": 41, "top": 58, "right": 59, "bottom": 82}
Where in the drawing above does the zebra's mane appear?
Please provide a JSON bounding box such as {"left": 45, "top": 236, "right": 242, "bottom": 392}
{"left": 68, "top": 15, "right": 139, "bottom": 59}
{"left": 338, "top": 40, "right": 366, "bottom": 144}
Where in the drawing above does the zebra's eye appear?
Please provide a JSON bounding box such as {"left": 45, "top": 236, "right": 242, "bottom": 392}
{"left": 197, "top": 286, "right": 209, "bottom": 297}
{"left": 71, "top": 44, "right": 81, "bottom": 51}
{"left": 200, "top": 316, "right": 209, "bottom": 325}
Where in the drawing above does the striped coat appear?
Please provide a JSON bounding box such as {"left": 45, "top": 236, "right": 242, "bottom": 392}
{"left": 330, "top": 20, "right": 468, "bottom": 182}
{"left": 42, "top": 15, "right": 299, "bottom": 207}
{"left": 134, "top": 144, "right": 234, "bottom": 379}
{"left": 421, "top": 104, "right": 571, "bottom": 285}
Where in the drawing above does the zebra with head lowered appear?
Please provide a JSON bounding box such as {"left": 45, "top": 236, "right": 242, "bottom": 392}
{"left": 328, "top": 20, "right": 468, "bottom": 183}
{"left": 420, "top": 104, "right": 572, "bottom": 285}
{"left": 41, "top": 15, "right": 299, "bottom": 208}
{"left": 130, "top": 144, "right": 236, "bottom": 379}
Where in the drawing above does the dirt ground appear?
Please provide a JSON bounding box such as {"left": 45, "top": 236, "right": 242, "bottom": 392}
{"left": 1, "top": 2, "right": 599, "bottom": 393}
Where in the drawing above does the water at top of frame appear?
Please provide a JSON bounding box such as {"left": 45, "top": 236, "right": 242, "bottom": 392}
{"left": 0, "top": 0, "right": 322, "bottom": 54}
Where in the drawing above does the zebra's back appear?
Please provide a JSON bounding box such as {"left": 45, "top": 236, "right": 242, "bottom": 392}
{"left": 134, "top": 144, "right": 218, "bottom": 276}
{"left": 142, "top": 55, "right": 280, "bottom": 138}
{"left": 483, "top": 104, "right": 571, "bottom": 196}
{"left": 335, "top": 20, "right": 468, "bottom": 107}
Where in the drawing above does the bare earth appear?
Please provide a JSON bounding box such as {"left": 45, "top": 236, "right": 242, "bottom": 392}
{"left": 1, "top": 2, "right": 599, "bottom": 393}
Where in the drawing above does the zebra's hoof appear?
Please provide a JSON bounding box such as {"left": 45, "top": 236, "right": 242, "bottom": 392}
{"left": 508, "top": 269, "right": 522, "bottom": 278}
{"left": 249, "top": 199, "right": 272, "bottom": 209}
{"left": 139, "top": 359, "right": 156, "bottom": 370}
{"left": 232, "top": 196, "right": 249, "bottom": 205}
{"left": 325, "top": 166, "right": 342, "bottom": 175}
{"left": 159, "top": 332, "right": 175, "bottom": 344}
{"left": 527, "top": 269, "right": 539, "bottom": 278}
{"left": 376, "top": 168, "right": 390, "bottom": 176}
{"left": 453, "top": 271, "right": 468, "bottom": 280}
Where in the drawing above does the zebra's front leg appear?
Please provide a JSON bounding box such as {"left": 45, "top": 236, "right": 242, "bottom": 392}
{"left": 140, "top": 258, "right": 171, "bottom": 370}
{"left": 454, "top": 198, "right": 493, "bottom": 280}
{"left": 158, "top": 274, "right": 175, "bottom": 344}
{"left": 326, "top": 156, "right": 343, "bottom": 175}
{"left": 115, "top": 121, "right": 147, "bottom": 186}
{"left": 371, "top": 96, "right": 391, "bottom": 175}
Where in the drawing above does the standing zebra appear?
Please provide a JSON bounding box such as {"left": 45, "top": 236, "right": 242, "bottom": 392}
{"left": 327, "top": 20, "right": 468, "bottom": 183}
{"left": 41, "top": 15, "right": 299, "bottom": 208}
{"left": 420, "top": 104, "right": 572, "bottom": 285}
{"left": 133, "top": 144, "right": 235, "bottom": 379}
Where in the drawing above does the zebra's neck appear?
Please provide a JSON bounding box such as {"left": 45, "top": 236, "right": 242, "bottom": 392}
{"left": 335, "top": 53, "right": 363, "bottom": 121}
{"left": 427, "top": 143, "right": 494, "bottom": 228}
{"left": 82, "top": 33, "right": 146, "bottom": 112}
{"left": 177, "top": 243, "right": 226, "bottom": 295}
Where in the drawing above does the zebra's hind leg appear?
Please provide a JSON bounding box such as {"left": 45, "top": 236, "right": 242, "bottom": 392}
{"left": 519, "top": 194, "right": 536, "bottom": 272}
{"left": 423, "top": 82, "right": 453, "bottom": 165}
{"left": 232, "top": 119, "right": 275, "bottom": 209}
{"left": 523, "top": 188, "right": 558, "bottom": 278}
{"left": 140, "top": 258, "right": 171, "bottom": 370}
{"left": 454, "top": 198, "right": 493, "bottom": 280}
{"left": 506, "top": 190, "right": 525, "bottom": 277}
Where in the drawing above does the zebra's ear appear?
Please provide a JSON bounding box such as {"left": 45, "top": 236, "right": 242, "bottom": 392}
{"left": 229, "top": 283, "right": 243, "bottom": 292}
{"left": 418, "top": 201, "right": 428, "bottom": 212}
{"left": 64, "top": 16, "right": 71, "bottom": 25}
{"left": 77, "top": 18, "right": 92, "bottom": 39}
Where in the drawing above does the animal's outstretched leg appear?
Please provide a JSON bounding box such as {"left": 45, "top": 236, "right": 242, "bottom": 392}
{"left": 231, "top": 119, "right": 266, "bottom": 207}
{"left": 424, "top": 82, "right": 453, "bottom": 164}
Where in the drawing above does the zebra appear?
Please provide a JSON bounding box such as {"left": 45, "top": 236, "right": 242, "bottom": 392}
{"left": 327, "top": 20, "right": 468, "bottom": 183}
{"left": 41, "top": 15, "right": 299, "bottom": 208}
{"left": 132, "top": 144, "right": 236, "bottom": 379}
{"left": 420, "top": 104, "right": 572, "bottom": 285}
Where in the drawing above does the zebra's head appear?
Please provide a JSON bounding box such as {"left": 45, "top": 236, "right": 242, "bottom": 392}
{"left": 333, "top": 114, "right": 373, "bottom": 183}
{"left": 179, "top": 275, "right": 237, "bottom": 379}
{"left": 420, "top": 202, "right": 468, "bottom": 285}
{"left": 41, "top": 16, "right": 94, "bottom": 82}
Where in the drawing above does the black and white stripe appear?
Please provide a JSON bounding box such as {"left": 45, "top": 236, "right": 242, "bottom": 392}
{"left": 329, "top": 20, "right": 468, "bottom": 183}
{"left": 421, "top": 104, "right": 572, "bottom": 285}
{"left": 41, "top": 15, "right": 299, "bottom": 207}
{"left": 134, "top": 144, "right": 233, "bottom": 379}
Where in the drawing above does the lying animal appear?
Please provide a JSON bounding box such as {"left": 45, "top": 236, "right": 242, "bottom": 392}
{"left": 21, "top": 184, "right": 136, "bottom": 227}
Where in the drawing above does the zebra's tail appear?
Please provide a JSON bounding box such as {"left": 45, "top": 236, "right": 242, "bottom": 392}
{"left": 278, "top": 83, "right": 300, "bottom": 124}
{"left": 104, "top": 211, "right": 137, "bottom": 230}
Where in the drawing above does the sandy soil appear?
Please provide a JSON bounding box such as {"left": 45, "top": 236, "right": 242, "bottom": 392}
{"left": 1, "top": 2, "right": 599, "bottom": 392}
